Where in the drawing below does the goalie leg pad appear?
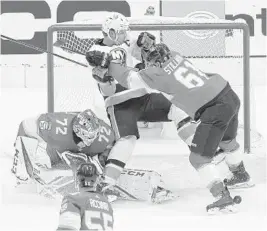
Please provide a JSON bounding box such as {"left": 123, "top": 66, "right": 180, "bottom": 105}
{"left": 116, "top": 168, "right": 176, "bottom": 203}
{"left": 12, "top": 136, "right": 39, "bottom": 181}
{"left": 12, "top": 136, "right": 52, "bottom": 182}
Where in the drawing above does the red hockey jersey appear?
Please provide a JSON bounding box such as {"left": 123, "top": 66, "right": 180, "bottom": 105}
{"left": 110, "top": 50, "right": 228, "bottom": 120}
{"left": 37, "top": 112, "right": 115, "bottom": 164}
{"left": 57, "top": 191, "right": 114, "bottom": 231}
{"left": 138, "top": 52, "right": 227, "bottom": 119}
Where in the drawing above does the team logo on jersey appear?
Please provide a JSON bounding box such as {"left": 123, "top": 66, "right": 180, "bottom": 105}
{"left": 110, "top": 48, "right": 127, "bottom": 65}
{"left": 39, "top": 121, "right": 52, "bottom": 130}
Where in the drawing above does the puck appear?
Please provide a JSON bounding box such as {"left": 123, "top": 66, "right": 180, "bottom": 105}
{"left": 233, "top": 195, "right": 242, "bottom": 204}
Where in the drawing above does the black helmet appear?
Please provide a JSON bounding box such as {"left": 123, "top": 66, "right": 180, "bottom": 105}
{"left": 76, "top": 163, "right": 101, "bottom": 191}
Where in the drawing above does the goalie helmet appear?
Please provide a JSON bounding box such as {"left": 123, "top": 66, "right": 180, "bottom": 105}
{"left": 76, "top": 163, "right": 101, "bottom": 191}
{"left": 73, "top": 109, "right": 101, "bottom": 147}
{"left": 102, "top": 12, "right": 130, "bottom": 45}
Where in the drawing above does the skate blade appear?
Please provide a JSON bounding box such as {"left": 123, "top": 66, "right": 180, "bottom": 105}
{"left": 228, "top": 180, "right": 255, "bottom": 189}
{"left": 207, "top": 204, "right": 238, "bottom": 215}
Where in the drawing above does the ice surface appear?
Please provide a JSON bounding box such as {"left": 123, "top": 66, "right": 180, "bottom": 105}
{"left": 0, "top": 85, "right": 266, "bottom": 231}
{"left": 0, "top": 150, "right": 266, "bottom": 231}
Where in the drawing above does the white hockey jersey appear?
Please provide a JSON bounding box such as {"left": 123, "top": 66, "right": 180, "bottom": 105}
{"left": 89, "top": 38, "right": 151, "bottom": 107}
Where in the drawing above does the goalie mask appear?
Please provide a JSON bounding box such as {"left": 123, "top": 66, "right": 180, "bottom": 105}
{"left": 102, "top": 12, "right": 130, "bottom": 45}
{"left": 75, "top": 163, "right": 101, "bottom": 191}
{"left": 143, "top": 43, "right": 172, "bottom": 68}
{"left": 73, "top": 109, "right": 101, "bottom": 147}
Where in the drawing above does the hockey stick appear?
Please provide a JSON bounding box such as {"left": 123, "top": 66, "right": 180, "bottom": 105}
{"left": 1, "top": 34, "right": 88, "bottom": 67}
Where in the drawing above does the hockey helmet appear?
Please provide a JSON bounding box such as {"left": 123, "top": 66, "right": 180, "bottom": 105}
{"left": 76, "top": 163, "right": 101, "bottom": 191}
{"left": 102, "top": 12, "right": 130, "bottom": 44}
{"left": 73, "top": 109, "right": 101, "bottom": 147}
{"left": 144, "top": 43, "right": 172, "bottom": 67}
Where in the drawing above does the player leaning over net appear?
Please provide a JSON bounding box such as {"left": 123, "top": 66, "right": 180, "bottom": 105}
{"left": 57, "top": 162, "right": 114, "bottom": 231}
{"left": 86, "top": 15, "right": 253, "bottom": 213}
{"left": 11, "top": 109, "right": 173, "bottom": 203}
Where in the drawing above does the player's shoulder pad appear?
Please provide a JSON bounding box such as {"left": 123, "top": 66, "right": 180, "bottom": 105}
{"left": 110, "top": 47, "right": 127, "bottom": 65}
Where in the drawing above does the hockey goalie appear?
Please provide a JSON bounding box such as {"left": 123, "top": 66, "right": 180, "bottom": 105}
{"left": 11, "top": 109, "right": 175, "bottom": 203}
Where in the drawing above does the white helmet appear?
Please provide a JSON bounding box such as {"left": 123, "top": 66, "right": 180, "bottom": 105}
{"left": 102, "top": 12, "right": 130, "bottom": 43}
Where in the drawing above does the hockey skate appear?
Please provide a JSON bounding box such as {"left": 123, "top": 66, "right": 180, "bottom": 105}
{"left": 207, "top": 185, "right": 242, "bottom": 214}
{"left": 224, "top": 162, "right": 255, "bottom": 189}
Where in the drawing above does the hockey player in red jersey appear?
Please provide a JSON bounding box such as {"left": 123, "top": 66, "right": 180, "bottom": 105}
{"left": 12, "top": 107, "right": 174, "bottom": 203}
{"left": 87, "top": 41, "right": 252, "bottom": 212}
{"left": 12, "top": 109, "right": 114, "bottom": 183}
{"left": 57, "top": 162, "right": 114, "bottom": 231}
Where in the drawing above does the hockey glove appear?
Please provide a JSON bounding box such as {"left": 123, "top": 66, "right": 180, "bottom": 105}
{"left": 136, "top": 32, "right": 156, "bottom": 51}
{"left": 134, "top": 62, "right": 146, "bottom": 70}
{"left": 92, "top": 66, "right": 114, "bottom": 83}
{"left": 86, "top": 50, "right": 110, "bottom": 68}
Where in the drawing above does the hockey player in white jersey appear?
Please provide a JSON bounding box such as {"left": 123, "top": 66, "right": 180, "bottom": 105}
{"left": 85, "top": 12, "right": 185, "bottom": 196}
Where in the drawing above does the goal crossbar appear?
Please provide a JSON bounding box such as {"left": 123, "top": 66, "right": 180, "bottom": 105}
{"left": 47, "top": 18, "right": 250, "bottom": 153}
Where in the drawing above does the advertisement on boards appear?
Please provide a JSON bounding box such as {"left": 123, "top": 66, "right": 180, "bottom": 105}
{"left": 1, "top": 0, "right": 266, "bottom": 57}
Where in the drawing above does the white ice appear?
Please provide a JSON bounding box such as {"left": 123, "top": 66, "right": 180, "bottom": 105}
{"left": 0, "top": 71, "right": 266, "bottom": 231}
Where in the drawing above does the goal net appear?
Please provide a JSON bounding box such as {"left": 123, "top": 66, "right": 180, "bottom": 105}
{"left": 47, "top": 17, "right": 254, "bottom": 153}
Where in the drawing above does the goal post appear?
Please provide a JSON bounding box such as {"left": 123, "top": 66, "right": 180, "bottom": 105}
{"left": 46, "top": 17, "right": 251, "bottom": 153}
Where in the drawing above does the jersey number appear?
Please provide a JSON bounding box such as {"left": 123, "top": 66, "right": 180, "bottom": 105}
{"left": 85, "top": 211, "right": 113, "bottom": 230}
{"left": 56, "top": 118, "right": 67, "bottom": 135}
{"left": 98, "top": 126, "right": 111, "bottom": 143}
{"left": 174, "top": 61, "right": 209, "bottom": 89}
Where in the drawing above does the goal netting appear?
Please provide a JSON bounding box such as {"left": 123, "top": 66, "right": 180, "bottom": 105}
{"left": 47, "top": 16, "right": 256, "bottom": 153}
